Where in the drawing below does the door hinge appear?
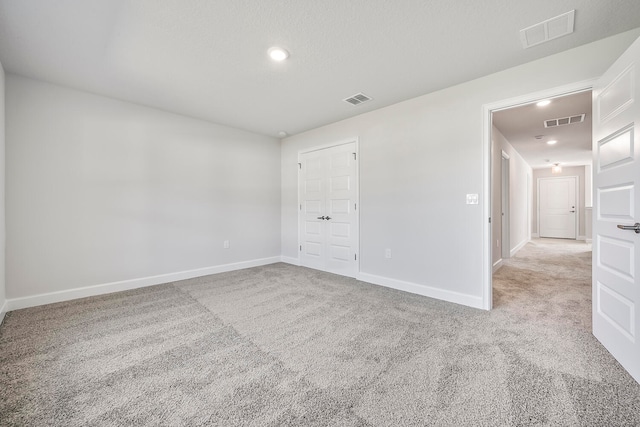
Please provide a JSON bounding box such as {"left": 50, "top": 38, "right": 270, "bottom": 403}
{"left": 489, "top": 217, "right": 491, "bottom": 223}
{"left": 298, "top": 163, "right": 302, "bottom": 169}
{"left": 300, "top": 245, "right": 302, "bottom": 251}
{"left": 300, "top": 204, "right": 302, "bottom": 211}
{"left": 353, "top": 153, "right": 357, "bottom": 160}
{"left": 354, "top": 254, "right": 357, "bottom": 260}
{"left": 354, "top": 203, "right": 357, "bottom": 210}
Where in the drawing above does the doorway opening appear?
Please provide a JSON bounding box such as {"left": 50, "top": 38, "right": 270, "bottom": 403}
{"left": 482, "top": 80, "right": 596, "bottom": 310}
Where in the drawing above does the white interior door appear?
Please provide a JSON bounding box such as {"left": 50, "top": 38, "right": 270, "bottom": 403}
{"left": 299, "top": 142, "right": 358, "bottom": 277}
{"left": 539, "top": 176, "right": 577, "bottom": 239}
{"left": 593, "top": 36, "right": 640, "bottom": 383}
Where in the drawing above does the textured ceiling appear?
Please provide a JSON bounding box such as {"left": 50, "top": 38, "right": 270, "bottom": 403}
{"left": 493, "top": 91, "right": 592, "bottom": 169}
{"left": 1, "top": 1, "right": 640, "bottom": 137}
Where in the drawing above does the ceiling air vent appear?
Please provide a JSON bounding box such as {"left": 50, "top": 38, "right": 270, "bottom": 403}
{"left": 544, "top": 113, "right": 585, "bottom": 128}
{"left": 343, "top": 93, "right": 372, "bottom": 106}
{"left": 520, "top": 10, "right": 575, "bottom": 49}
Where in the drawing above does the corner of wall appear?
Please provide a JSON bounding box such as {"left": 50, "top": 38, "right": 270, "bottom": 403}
{"left": 0, "top": 61, "right": 5, "bottom": 324}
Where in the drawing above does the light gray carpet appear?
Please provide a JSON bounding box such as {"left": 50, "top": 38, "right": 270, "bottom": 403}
{"left": 1, "top": 239, "right": 639, "bottom": 426}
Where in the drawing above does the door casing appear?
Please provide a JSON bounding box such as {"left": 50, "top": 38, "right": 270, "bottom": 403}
{"left": 501, "top": 152, "right": 510, "bottom": 259}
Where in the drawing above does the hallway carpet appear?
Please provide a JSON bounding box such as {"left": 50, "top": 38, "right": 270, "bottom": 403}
{"left": 1, "top": 239, "right": 639, "bottom": 425}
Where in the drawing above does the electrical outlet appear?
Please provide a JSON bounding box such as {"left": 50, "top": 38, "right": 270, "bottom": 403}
{"left": 224, "top": 240, "right": 230, "bottom": 249}
{"left": 385, "top": 248, "right": 392, "bottom": 259}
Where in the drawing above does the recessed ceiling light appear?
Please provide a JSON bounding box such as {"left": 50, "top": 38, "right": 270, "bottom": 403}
{"left": 278, "top": 131, "right": 288, "bottom": 138}
{"left": 536, "top": 99, "right": 551, "bottom": 107}
{"left": 547, "top": 140, "right": 557, "bottom": 145}
{"left": 268, "top": 47, "right": 289, "bottom": 61}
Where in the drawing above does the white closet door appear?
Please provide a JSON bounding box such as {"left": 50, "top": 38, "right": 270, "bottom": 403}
{"left": 299, "top": 142, "right": 358, "bottom": 277}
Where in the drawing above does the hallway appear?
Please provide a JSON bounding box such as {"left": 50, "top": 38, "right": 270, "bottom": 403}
{"left": 493, "top": 238, "right": 592, "bottom": 330}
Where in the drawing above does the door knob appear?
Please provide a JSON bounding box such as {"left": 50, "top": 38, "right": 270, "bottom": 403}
{"left": 317, "top": 216, "right": 326, "bottom": 220}
{"left": 617, "top": 223, "right": 640, "bottom": 234}
{"left": 325, "top": 216, "right": 332, "bottom": 220}
{"left": 570, "top": 211, "right": 575, "bottom": 213}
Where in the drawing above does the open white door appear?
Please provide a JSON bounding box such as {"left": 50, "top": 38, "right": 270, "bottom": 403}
{"left": 593, "top": 36, "right": 640, "bottom": 383}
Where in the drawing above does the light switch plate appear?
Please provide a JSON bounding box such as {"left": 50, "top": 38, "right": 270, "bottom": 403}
{"left": 466, "top": 194, "right": 479, "bottom": 205}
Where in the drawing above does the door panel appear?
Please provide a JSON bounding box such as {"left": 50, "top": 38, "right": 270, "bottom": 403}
{"left": 598, "top": 126, "right": 633, "bottom": 168}
{"left": 593, "top": 36, "right": 640, "bottom": 383}
{"left": 539, "top": 177, "right": 577, "bottom": 239}
{"left": 299, "top": 142, "right": 358, "bottom": 277}
{"left": 598, "top": 184, "right": 633, "bottom": 219}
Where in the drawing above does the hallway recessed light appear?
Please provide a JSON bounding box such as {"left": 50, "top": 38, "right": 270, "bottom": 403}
{"left": 268, "top": 47, "right": 289, "bottom": 61}
{"left": 547, "top": 140, "right": 557, "bottom": 145}
{"left": 536, "top": 99, "right": 551, "bottom": 107}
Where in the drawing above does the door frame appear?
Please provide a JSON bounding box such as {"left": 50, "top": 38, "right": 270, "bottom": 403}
{"left": 537, "top": 175, "right": 579, "bottom": 240}
{"left": 482, "top": 79, "right": 596, "bottom": 310}
{"left": 501, "top": 151, "right": 510, "bottom": 259}
{"left": 297, "top": 137, "right": 360, "bottom": 276}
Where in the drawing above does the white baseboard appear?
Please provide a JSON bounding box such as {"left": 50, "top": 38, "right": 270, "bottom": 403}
{"left": 6, "top": 256, "right": 281, "bottom": 312}
{"left": 357, "top": 272, "right": 483, "bottom": 310}
{"left": 510, "top": 239, "right": 529, "bottom": 257}
{"left": 280, "top": 256, "right": 300, "bottom": 266}
{"left": 578, "top": 235, "right": 586, "bottom": 241}
{"left": 586, "top": 238, "right": 593, "bottom": 244}
{"left": 0, "top": 299, "right": 7, "bottom": 326}
{"left": 493, "top": 259, "right": 503, "bottom": 272}
{"left": 532, "top": 233, "right": 540, "bottom": 238}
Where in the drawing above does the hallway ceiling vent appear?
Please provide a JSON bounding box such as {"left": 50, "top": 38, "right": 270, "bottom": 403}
{"left": 343, "top": 93, "right": 372, "bottom": 106}
{"left": 520, "top": 10, "right": 575, "bottom": 49}
{"left": 544, "top": 113, "right": 585, "bottom": 128}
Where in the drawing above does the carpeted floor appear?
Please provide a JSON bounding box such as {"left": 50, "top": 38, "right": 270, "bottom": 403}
{"left": 1, "top": 238, "right": 639, "bottom": 426}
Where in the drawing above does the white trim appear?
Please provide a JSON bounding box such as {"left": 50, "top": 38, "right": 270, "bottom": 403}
{"left": 501, "top": 155, "right": 510, "bottom": 260}
{"left": 510, "top": 238, "right": 529, "bottom": 257}
{"left": 482, "top": 78, "right": 596, "bottom": 311}
{"left": 297, "top": 137, "right": 359, "bottom": 154}
{"left": 0, "top": 299, "right": 7, "bottom": 325}
{"left": 358, "top": 272, "right": 484, "bottom": 310}
{"left": 586, "top": 238, "right": 593, "bottom": 244}
{"left": 280, "top": 256, "right": 300, "bottom": 266}
{"left": 493, "top": 259, "right": 503, "bottom": 273}
{"left": 532, "top": 233, "right": 540, "bottom": 238}
{"left": 6, "top": 257, "right": 281, "bottom": 312}
{"left": 578, "top": 235, "right": 587, "bottom": 241}
{"left": 482, "top": 101, "right": 492, "bottom": 310}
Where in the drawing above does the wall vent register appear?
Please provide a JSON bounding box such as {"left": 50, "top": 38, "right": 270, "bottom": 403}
{"left": 520, "top": 10, "right": 575, "bottom": 49}
{"left": 343, "top": 93, "right": 372, "bottom": 106}
{"left": 544, "top": 113, "right": 585, "bottom": 128}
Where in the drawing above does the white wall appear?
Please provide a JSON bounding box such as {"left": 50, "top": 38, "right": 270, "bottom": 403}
{"left": 491, "top": 126, "right": 532, "bottom": 268}
{"left": 0, "top": 60, "right": 5, "bottom": 323}
{"left": 6, "top": 75, "right": 281, "bottom": 304}
{"left": 532, "top": 166, "right": 587, "bottom": 239}
{"left": 281, "top": 29, "right": 640, "bottom": 309}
